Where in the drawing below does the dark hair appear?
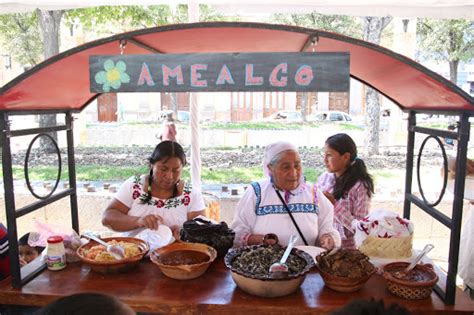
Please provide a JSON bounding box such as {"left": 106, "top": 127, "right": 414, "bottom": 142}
{"left": 36, "top": 292, "right": 135, "bottom": 315}
{"left": 331, "top": 298, "right": 411, "bottom": 315}
{"left": 325, "top": 133, "right": 374, "bottom": 200}
{"left": 141, "top": 141, "right": 186, "bottom": 203}
{"left": 19, "top": 233, "right": 45, "bottom": 254}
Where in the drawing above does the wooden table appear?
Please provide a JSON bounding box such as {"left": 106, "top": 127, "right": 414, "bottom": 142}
{"left": 0, "top": 259, "right": 473, "bottom": 314}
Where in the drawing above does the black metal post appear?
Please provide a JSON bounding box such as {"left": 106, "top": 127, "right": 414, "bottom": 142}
{"left": 445, "top": 113, "right": 470, "bottom": 304}
{"left": 0, "top": 113, "right": 21, "bottom": 287}
{"left": 66, "top": 112, "right": 79, "bottom": 233}
{"left": 403, "top": 111, "right": 415, "bottom": 219}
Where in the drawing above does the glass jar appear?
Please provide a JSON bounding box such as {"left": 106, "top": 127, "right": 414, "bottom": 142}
{"left": 46, "top": 235, "right": 66, "bottom": 271}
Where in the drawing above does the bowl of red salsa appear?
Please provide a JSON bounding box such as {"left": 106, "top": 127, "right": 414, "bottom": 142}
{"left": 383, "top": 262, "right": 439, "bottom": 300}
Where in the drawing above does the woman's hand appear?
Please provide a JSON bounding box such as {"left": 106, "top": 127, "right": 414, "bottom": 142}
{"left": 319, "top": 233, "right": 336, "bottom": 250}
{"left": 323, "top": 191, "right": 336, "bottom": 205}
{"left": 137, "top": 214, "right": 163, "bottom": 230}
{"left": 170, "top": 225, "right": 181, "bottom": 240}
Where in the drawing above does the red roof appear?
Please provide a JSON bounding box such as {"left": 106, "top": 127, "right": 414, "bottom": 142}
{"left": 1, "top": 22, "right": 472, "bottom": 112}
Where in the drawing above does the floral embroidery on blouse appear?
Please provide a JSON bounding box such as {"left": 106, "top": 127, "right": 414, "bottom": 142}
{"left": 132, "top": 175, "right": 193, "bottom": 209}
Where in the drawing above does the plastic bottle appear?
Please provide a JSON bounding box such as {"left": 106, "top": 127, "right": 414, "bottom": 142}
{"left": 46, "top": 235, "right": 66, "bottom": 271}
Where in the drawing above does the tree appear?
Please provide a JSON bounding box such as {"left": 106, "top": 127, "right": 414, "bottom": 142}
{"left": 0, "top": 12, "right": 42, "bottom": 67}
{"left": 362, "top": 16, "right": 392, "bottom": 156}
{"left": 417, "top": 19, "right": 474, "bottom": 84}
{"left": 0, "top": 10, "right": 63, "bottom": 152}
{"left": 271, "top": 12, "right": 362, "bottom": 38}
{"left": 37, "top": 9, "right": 64, "bottom": 152}
{"left": 271, "top": 12, "right": 362, "bottom": 121}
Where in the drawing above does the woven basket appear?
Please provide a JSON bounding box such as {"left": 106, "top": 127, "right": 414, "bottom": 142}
{"left": 383, "top": 262, "right": 438, "bottom": 300}
{"left": 359, "top": 235, "right": 413, "bottom": 258}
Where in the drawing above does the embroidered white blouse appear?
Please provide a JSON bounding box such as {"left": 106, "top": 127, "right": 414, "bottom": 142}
{"left": 230, "top": 179, "right": 341, "bottom": 247}
{"left": 115, "top": 175, "right": 205, "bottom": 235}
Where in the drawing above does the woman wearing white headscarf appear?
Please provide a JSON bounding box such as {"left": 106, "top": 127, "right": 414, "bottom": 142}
{"left": 230, "top": 141, "right": 341, "bottom": 248}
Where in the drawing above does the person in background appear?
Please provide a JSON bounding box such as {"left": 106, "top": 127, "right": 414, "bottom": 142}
{"left": 19, "top": 233, "right": 45, "bottom": 267}
{"left": 0, "top": 223, "right": 10, "bottom": 280}
{"left": 102, "top": 141, "right": 205, "bottom": 239}
{"left": 231, "top": 141, "right": 340, "bottom": 248}
{"left": 316, "top": 133, "right": 374, "bottom": 249}
{"left": 36, "top": 292, "right": 135, "bottom": 315}
{"left": 443, "top": 124, "right": 457, "bottom": 148}
{"left": 160, "top": 111, "right": 177, "bottom": 142}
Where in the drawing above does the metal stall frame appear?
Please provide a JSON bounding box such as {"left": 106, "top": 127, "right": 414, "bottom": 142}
{"left": 404, "top": 110, "right": 472, "bottom": 305}
{"left": 1, "top": 22, "right": 473, "bottom": 304}
{"left": 0, "top": 110, "right": 79, "bottom": 288}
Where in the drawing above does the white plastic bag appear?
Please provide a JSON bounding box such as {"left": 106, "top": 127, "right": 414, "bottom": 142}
{"left": 352, "top": 209, "right": 414, "bottom": 248}
{"left": 29, "top": 220, "right": 81, "bottom": 262}
{"left": 132, "top": 225, "right": 173, "bottom": 253}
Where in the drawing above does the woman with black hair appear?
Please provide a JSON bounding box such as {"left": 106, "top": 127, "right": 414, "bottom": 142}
{"left": 102, "top": 141, "right": 205, "bottom": 238}
{"left": 316, "top": 133, "right": 374, "bottom": 249}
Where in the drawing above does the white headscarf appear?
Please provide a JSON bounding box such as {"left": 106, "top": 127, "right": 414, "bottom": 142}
{"left": 262, "top": 141, "right": 299, "bottom": 178}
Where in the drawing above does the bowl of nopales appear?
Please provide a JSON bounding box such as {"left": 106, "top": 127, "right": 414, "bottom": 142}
{"left": 224, "top": 244, "right": 314, "bottom": 298}
{"left": 77, "top": 236, "right": 149, "bottom": 273}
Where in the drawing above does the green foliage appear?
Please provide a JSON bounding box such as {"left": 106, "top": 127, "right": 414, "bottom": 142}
{"left": 5, "top": 165, "right": 149, "bottom": 181}
{"left": 337, "top": 123, "right": 364, "bottom": 131}
{"left": 64, "top": 5, "right": 183, "bottom": 32}
{"left": 302, "top": 168, "right": 321, "bottom": 183}
{"left": 64, "top": 4, "right": 237, "bottom": 33}
{"left": 0, "top": 12, "right": 42, "bottom": 67}
{"left": 1, "top": 164, "right": 398, "bottom": 186}
{"left": 203, "top": 122, "right": 307, "bottom": 130}
{"left": 417, "top": 19, "right": 474, "bottom": 64}
{"left": 0, "top": 4, "right": 237, "bottom": 70}
{"left": 269, "top": 12, "right": 362, "bottom": 39}
{"left": 200, "top": 167, "right": 262, "bottom": 184}
{"left": 199, "top": 5, "right": 241, "bottom": 22}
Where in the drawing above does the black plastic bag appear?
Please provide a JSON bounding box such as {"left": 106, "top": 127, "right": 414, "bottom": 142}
{"left": 180, "top": 218, "right": 235, "bottom": 258}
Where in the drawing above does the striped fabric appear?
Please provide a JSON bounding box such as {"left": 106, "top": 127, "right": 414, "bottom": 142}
{"left": 0, "top": 223, "right": 10, "bottom": 280}
{"left": 316, "top": 172, "right": 371, "bottom": 249}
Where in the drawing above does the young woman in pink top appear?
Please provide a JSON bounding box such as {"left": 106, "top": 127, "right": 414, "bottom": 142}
{"left": 317, "top": 133, "right": 374, "bottom": 249}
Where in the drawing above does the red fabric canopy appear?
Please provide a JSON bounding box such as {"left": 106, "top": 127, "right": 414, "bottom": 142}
{"left": 1, "top": 22, "right": 472, "bottom": 112}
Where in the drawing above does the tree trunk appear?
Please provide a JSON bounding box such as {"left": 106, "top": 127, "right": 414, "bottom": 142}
{"left": 362, "top": 16, "right": 392, "bottom": 155}
{"left": 301, "top": 93, "right": 307, "bottom": 122}
{"left": 365, "top": 87, "right": 380, "bottom": 155}
{"left": 37, "top": 9, "right": 63, "bottom": 153}
{"left": 449, "top": 60, "right": 459, "bottom": 84}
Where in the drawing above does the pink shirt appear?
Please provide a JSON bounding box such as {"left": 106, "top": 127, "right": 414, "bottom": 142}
{"left": 316, "top": 172, "right": 371, "bottom": 249}
{"left": 161, "top": 122, "right": 177, "bottom": 141}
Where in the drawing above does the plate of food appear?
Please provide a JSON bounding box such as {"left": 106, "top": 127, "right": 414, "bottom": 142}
{"left": 77, "top": 236, "right": 149, "bottom": 273}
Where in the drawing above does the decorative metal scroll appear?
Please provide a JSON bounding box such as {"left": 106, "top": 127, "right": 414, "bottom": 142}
{"left": 416, "top": 135, "right": 448, "bottom": 207}
{"left": 24, "top": 133, "right": 62, "bottom": 200}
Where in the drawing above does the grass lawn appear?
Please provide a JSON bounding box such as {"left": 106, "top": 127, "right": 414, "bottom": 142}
{"left": 2, "top": 165, "right": 398, "bottom": 185}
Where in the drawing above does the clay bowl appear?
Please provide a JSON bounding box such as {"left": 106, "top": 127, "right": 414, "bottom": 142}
{"left": 383, "top": 262, "right": 439, "bottom": 300}
{"left": 77, "top": 236, "right": 149, "bottom": 273}
{"left": 150, "top": 242, "right": 217, "bottom": 280}
{"left": 224, "top": 244, "right": 314, "bottom": 298}
{"left": 318, "top": 267, "right": 376, "bottom": 292}
{"left": 316, "top": 249, "right": 376, "bottom": 292}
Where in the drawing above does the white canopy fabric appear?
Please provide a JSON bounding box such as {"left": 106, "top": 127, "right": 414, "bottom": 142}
{"left": 0, "top": 0, "right": 473, "bottom": 19}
